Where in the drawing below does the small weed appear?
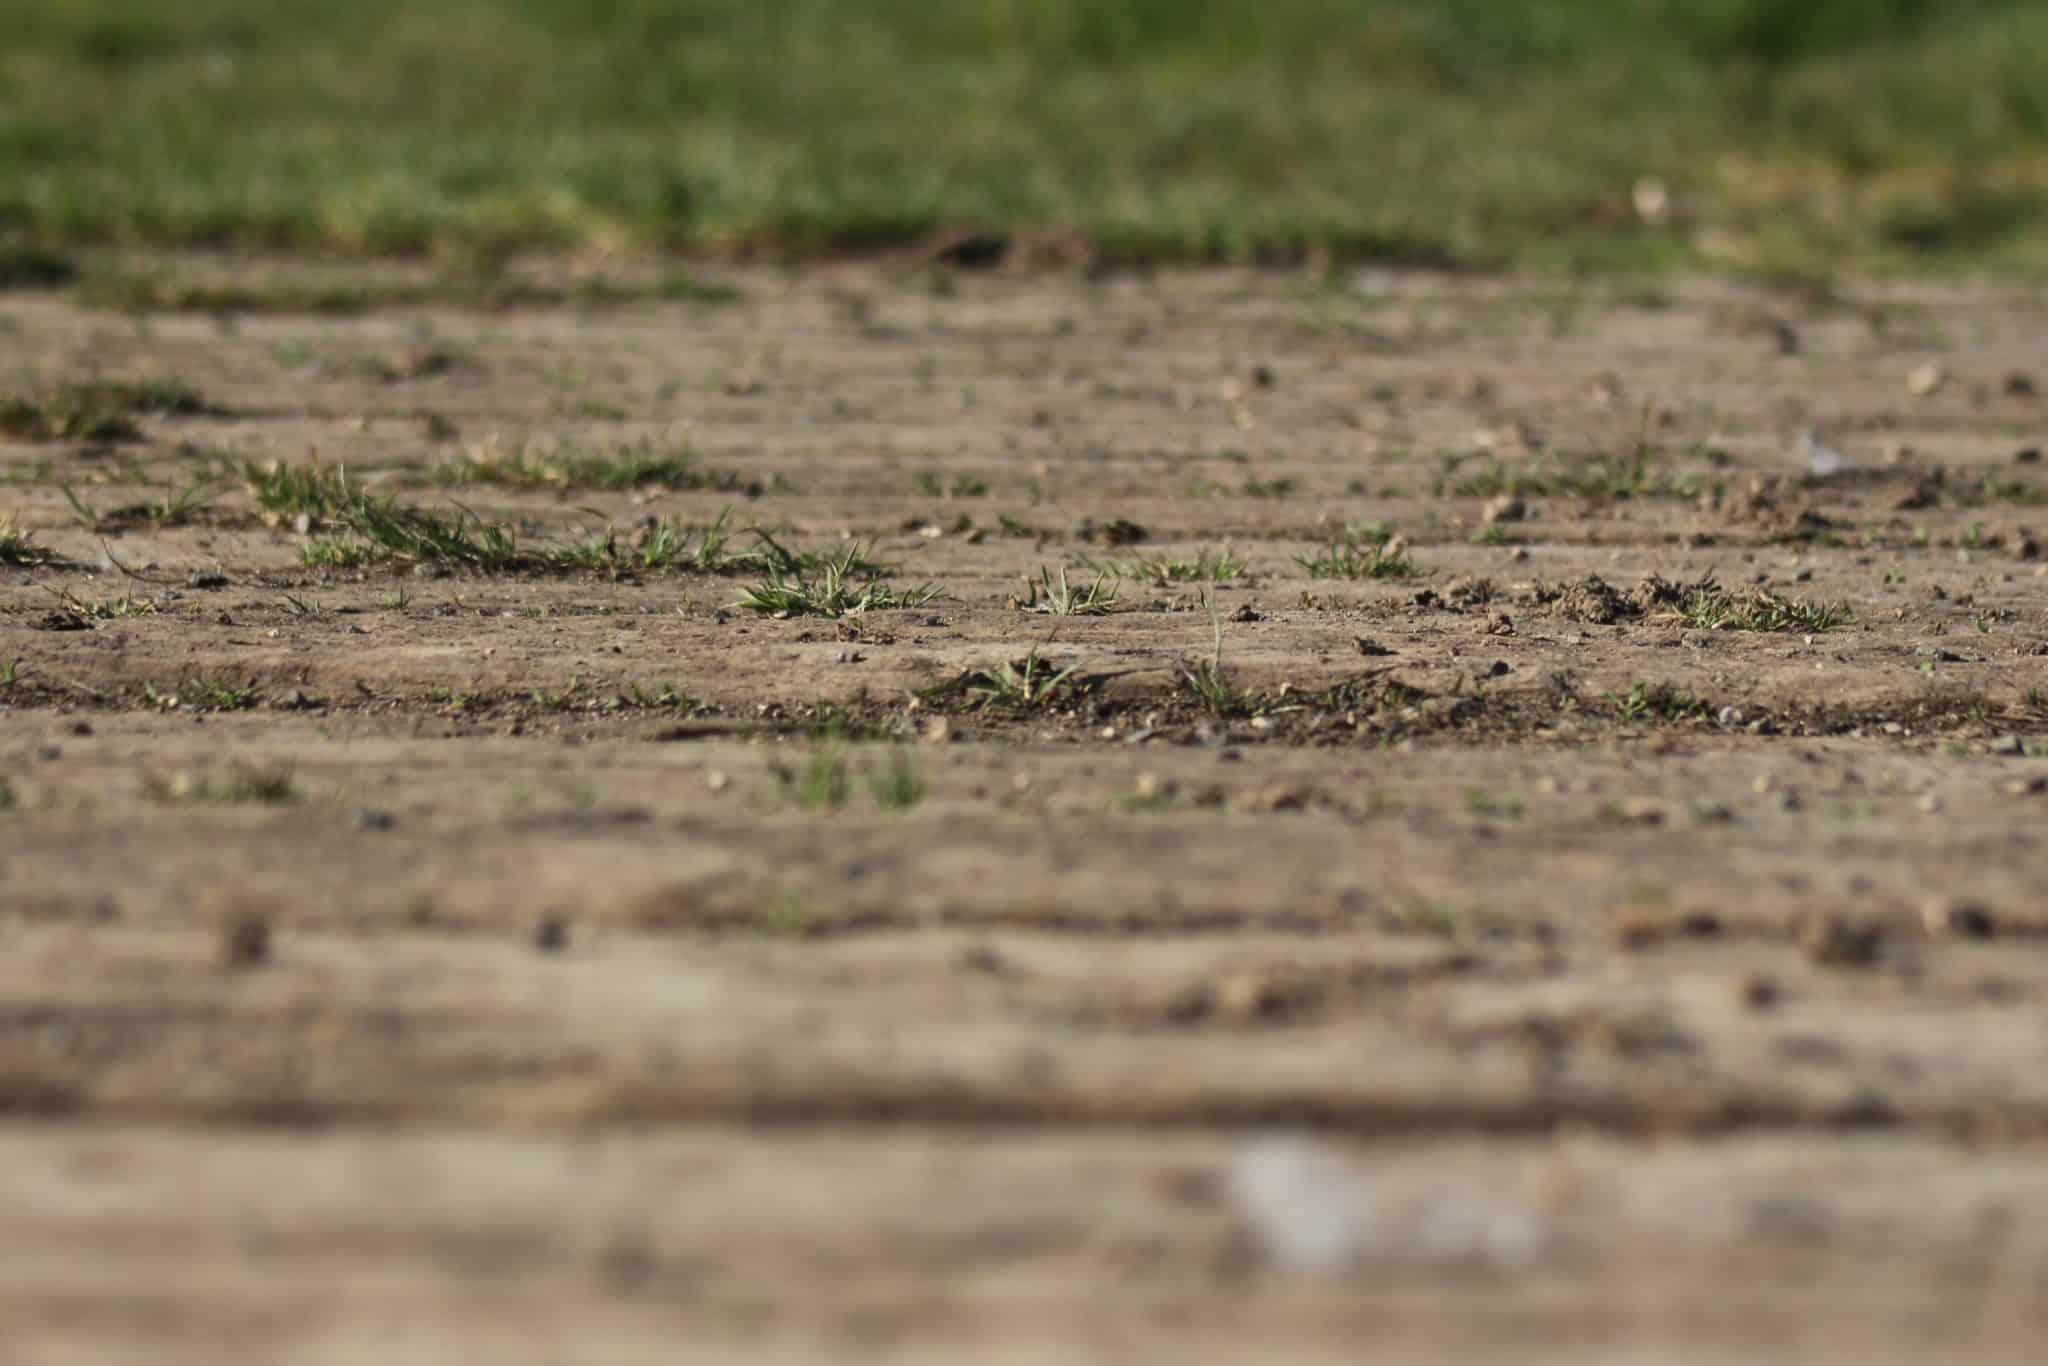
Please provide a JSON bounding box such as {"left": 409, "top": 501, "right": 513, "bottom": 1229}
{"left": 868, "top": 749, "right": 924, "bottom": 809}
{"left": 914, "top": 471, "right": 987, "bottom": 498}
{"left": 45, "top": 587, "right": 156, "bottom": 621}
{"left": 0, "top": 515, "right": 48, "bottom": 565}
{"left": 1241, "top": 475, "right": 1295, "bottom": 498}
{"left": 0, "top": 659, "right": 21, "bottom": 687}
{"left": 1012, "top": 565, "right": 1118, "bottom": 616}
{"left": 1179, "top": 597, "right": 1262, "bottom": 716}
{"left": 800, "top": 749, "right": 851, "bottom": 809}
{"left": 434, "top": 445, "right": 759, "bottom": 496}
{"left": 1613, "top": 682, "right": 1710, "bottom": 723}
{"left": 278, "top": 593, "right": 324, "bottom": 617}
{"left": 186, "top": 677, "right": 260, "bottom": 712}
{"left": 622, "top": 682, "right": 695, "bottom": 711}
{"left": 0, "top": 243, "right": 77, "bottom": 289}
{"left": 1678, "top": 586, "right": 1848, "bottom": 632}
{"left": 302, "top": 538, "right": 374, "bottom": 569}
{"left": 1079, "top": 517, "right": 1147, "bottom": 546}
{"left": 143, "top": 764, "right": 294, "bottom": 804}
{"left": 1118, "top": 548, "right": 1248, "bottom": 583}
{"left": 736, "top": 543, "right": 939, "bottom": 617}
{"left": 1464, "top": 788, "right": 1526, "bottom": 818}
{"left": 0, "top": 380, "right": 216, "bottom": 444}
{"left": 62, "top": 475, "right": 222, "bottom": 531}
{"left": 246, "top": 460, "right": 347, "bottom": 522}
{"left": 962, "top": 647, "right": 1079, "bottom": 710}
{"left": 1297, "top": 529, "right": 1416, "bottom": 580}
{"left": 533, "top": 677, "right": 585, "bottom": 712}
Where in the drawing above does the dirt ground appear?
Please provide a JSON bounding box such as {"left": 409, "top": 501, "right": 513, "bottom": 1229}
{"left": 4, "top": 258, "right": 2048, "bottom": 1361}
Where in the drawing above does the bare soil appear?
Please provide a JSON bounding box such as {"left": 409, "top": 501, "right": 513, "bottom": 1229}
{"left": 5, "top": 259, "right": 2048, "bottom": 1361}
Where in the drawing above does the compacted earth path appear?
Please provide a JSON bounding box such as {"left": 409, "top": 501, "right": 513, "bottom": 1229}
{"left": 4, "top": 257, "right": 2047, "bottom": 1361}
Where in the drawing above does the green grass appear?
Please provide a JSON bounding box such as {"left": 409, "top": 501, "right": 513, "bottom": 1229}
{"left": 433, "top": 445, "right": 758, "bottom": 495}
{"left": 0, "top": 515, "right": 48, "bottom": 565}
{"left": 1, "top": 380, "right": 216, "bottom": 444}
{"left": 1115, "top": 548, "right": 1248, "bottom": 583}
{"left": 734, "top": 543, "right": 941, "bottom": 617}
{"left": 958, "top": 649, "right": 1079, "bottom": 711}
{"left": 1678, "top": 585, "right": 1850, "bottom": 632}
{"left": 2, "top": 1, "right": 2046, "bottom": 272}
{"left": 1296, "top": 528, "right": 1417, "bottom": 581}
{"left": 1012, "top": 565, "right": 1118, "bottom": 616}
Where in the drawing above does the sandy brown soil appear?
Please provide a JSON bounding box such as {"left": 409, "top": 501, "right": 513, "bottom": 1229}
{"left": 4, "top": 259, "right": 2048, "bottom": 1361}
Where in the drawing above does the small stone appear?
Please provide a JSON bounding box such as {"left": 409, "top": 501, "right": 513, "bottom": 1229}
{"left": 533, "top": 917, "right": 570, "bottom": 952}
{"left": 1717, "top": 706, "right": 1745, "bottom": 727}
{"left": 1355, "top": 638, "right": 1394, "bottom": 657}
{"left": 187, "top": 570, "right": 229, "bottom": 589}
{"left": 704, "top": 769, "right": 730, "bottom": 792}
{"left": 220, "top": 916, "right": 272, "bottom": 969}
{"left": 2002, "top": 775, "right": 2048, "bottom": 797}
{"left": 2004, "top": 371, "right": 2038, "bottom": 398}
{"left": 1486, "top": 613, "right": 1515, "bottom": 637}
{"left": 1741, "top": 975, "right": 1782, "bottom": 1011}
{"left": 353, "top": 808, "right": 395, "bottom": 831}
{"left": 1907, "top": 363, "right": 1947, "bottom": 397}
{"left": 2016, "top": 447, "right": 2042, "bottom": 465}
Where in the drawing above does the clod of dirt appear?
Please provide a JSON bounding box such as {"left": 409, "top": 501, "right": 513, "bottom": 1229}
{"left": 187, "top": 571, "right": 228, "bottom": 589}
{"left": 219, "top": 916, "right": 272, "bottom": 970}
{"left": 1803, "top": 914, "right": 1885, "bottom": 969}
{"left": 353, "top": 808, "right": 395, "bottom": 831}
{"left": 1907, "top": 363, "right": 1948, "bottom": 397}
{"left": 1921, "top": 899, "right": 1996, "bottom": 941}
{"left": 1537, "top": 575, "right": 1628, "bottom": 624}
{"left": 1482, "top": 495, "right": 1526, "bottom": 524}
{"left": 2006, "top": 371, "right": 2039, "bottom": 398}
{"left": 533, "top": 917, "right": 570, "bottom": 953}
{"left": 1354, "top": 638, "right": 1393, "bottom": 657}
{"left": 1741, "top": 975, "right": 1782, "bottom": 1011}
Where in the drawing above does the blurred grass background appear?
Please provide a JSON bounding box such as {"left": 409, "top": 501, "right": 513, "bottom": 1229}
{"left": 2, "top": 0, "right": 2045, "bottom": 272}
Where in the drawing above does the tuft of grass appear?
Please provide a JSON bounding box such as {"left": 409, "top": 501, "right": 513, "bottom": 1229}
{"left": 913, "top": 471, "right": 988, "bottom": 498}
{"left": 0, "top": 243, "right": 77, "bottom": 289}
{"left": 1178, "top": 596, "right": 1265, "bottom": 717}
{"left": 1613, "top": 682, "right": 1710, "bottom": 724}
{"left": 621, "top": 682, "right": 695, "bottom": 711}
{"left": 868, "top": 748, "right": 924, "bottom": 809}
{"left": 0, "top": 658, "right": 22, "bottom": 688}
{"left": 0, "top": 514, "right": 49, "bottom": 565}
{"left": 434, "top": 445, "right": 761, "bottom": 496}
{"left": 1011, "top": 565, "right": 1118, "bottom": 616}
{"left": 301, "top": 537, "right": 374, "bottom": 569}
{"left": 1117, "top": 548, "right": 1248, "bottom": 583}
{"left": 799, "top": 749, "right": 851, "bottom": 809}
{"left": 962, "top": 647, "right": 1079, "bottom": 711}
{"left": 62, "top": 475, "right": 222, "bottom": 531}
{"left": 1678, "top": 585, "right": 1849, "bottom": 632}
{"left": 45, "top": 586, "right": 156, "bottom": 621}
{"left": 143, "top": 764, "right": 295, "bottom": 804}
{"left": 1297, "top": 527, "right": 1417, "bottom": 580}
{"left": 735, "top": 543, "right": 940, "bottom": 617}
{"left": 2, "top": 379, "right": 220, "bottom": 444}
